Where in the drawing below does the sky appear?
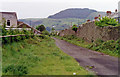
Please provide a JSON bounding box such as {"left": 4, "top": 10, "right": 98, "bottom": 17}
{"left": 0, "top": 0, "right": 120, "bottom": 19}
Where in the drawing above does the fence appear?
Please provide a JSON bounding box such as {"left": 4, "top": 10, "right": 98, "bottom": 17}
{"left": 0, "top": 34, "right": 35, "bottom": 44}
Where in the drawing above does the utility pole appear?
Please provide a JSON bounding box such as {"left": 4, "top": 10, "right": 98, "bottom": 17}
{"left": 69, "top": 22, "right": 72, "bottom": 29}
{"left": 71, "top": 22, "right": 72, "bottom": 26}
{"left": 78, "top": 19, "right": 79, "bottom": 26}
{"left": 30, "top": 20, "right": 31, "bottom": 26}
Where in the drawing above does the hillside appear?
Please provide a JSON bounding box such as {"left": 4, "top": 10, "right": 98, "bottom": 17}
{"left": 19, "top": 18, "right": 86, "bottom": 31}
{"left": 48, "top": 8, "right": 99, "bottom": 19}
{"left": 87, "top": 12, "right": 106, "bottom": 20}
{"left": 19, "top": 8, "right": 106, "bottom": 31}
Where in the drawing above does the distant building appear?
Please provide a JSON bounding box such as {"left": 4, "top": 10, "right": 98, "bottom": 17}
{"left": 94, "top": 17, "right": 99, "bottom": 20}
{"left": 106, "top": 11, "right": 112, "bottom": 16}
{"left": 106, "top": 9, "right": 118, "bottom": 19}
{"left": 0, "top": 12, "right": 41, "bottom": 34}
{"left": 87, "top": 19, "right": 91, "bottom": 22}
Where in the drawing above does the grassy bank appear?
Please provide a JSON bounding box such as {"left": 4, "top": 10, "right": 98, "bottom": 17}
{"left": 55, "top": 35, "right": 119, "bottom": 57}
{"left": 2, "top": 35, "right": 94, "bottom": 75}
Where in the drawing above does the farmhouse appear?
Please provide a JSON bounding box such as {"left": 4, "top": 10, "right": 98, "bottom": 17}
{"left": 0, "top": 12, "right": 41, "bottom": 34}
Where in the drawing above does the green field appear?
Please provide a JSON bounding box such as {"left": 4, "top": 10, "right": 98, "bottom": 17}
{"left": 2, "top": 35, "right": 94, "bottom": 75}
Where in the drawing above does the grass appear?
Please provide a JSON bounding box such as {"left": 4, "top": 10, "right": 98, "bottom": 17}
{"left": 55, "top": 35, "right": 119, "bottom": 57}
{"left": 2, "top": 35, "right": 94, "bottom": 76}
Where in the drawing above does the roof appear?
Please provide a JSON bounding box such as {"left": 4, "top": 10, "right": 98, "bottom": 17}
{"left": 17, "top": 21, "right": 32, "bottom": 28}
{"left": 17, "top": 21, "right": 41, "bottom": 33}
{"left": 0, "top": 12, "right": 17, "bottom": 19}
{"left": 106, "top": 11, "right": 112, "bottom": 14}
{"left": 94, "top": 17, "right": 98, "bottom": 19}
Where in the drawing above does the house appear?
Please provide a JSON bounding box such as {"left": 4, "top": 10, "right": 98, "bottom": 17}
{"left": 94, "top": 17, "right": 99, "bottom": 20}
{"left": 87, "top": 19, "right": 91, "bottom": 22}
{"left": 0, "top": 12, "right": 18, "bottom": 28}
{"left": 0, "top": 12, "right": 41, "bottom": 34}
{"left": 106, "top": 9, "right": 118, "bottom": 19}
{"left": 106, "top": 11, "right": 112, "bottom": 16}
{"left": 17, "top": 21, "right": 41, "bottom": 34}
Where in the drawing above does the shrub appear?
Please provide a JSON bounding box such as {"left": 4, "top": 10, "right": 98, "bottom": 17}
{"left": 36, "top": 25, "right": 46, "bottom": 32}
{"left": 95, "top": 16, "right": 118, "bottom": 27}
{"left": 72, "top": 24, "right": 78, "bottom": 32}
{"left": 42, "top": 30, "right": 50, "bottom": 35}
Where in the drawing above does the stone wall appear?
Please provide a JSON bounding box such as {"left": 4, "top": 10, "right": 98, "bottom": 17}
{"left": 59, "top": 21, "right": 120, "bottom": 42}
{"left": 59, "top": 29, "right": 76, "bottom": 36}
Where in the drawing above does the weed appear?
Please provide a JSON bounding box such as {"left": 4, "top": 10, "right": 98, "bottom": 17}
{"left": 3, "top": 65, "right": 28, "bottom": 75}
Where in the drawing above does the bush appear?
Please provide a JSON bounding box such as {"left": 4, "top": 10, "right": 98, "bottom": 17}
{"left": 42, "top": 30, "right": 50, "bottom": 35}
{"left": 36, "top": 25, "right": 46, "bottom": 32}
{"left": 95, "top": 16, "right": 118, "bottom": 27}
{"left": 72, "top": 24, "right": 78, "bottom": 32}
{"left": 1, "top": 25, "right": 34, "bottom": 44}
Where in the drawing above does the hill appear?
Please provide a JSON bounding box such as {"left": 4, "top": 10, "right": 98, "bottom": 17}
{"left": 19, "top": 8, "right": 106, "bottom": 31}
{"left": 48, "top": 8, "right": 98, "bottom": 19}
{"left": 19, "top": 18, "right": 86, "bottom": 31}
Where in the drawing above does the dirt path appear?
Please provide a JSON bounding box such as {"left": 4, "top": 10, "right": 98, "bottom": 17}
{"left": 53, "top": 37, "right": 119, "bottom": 75}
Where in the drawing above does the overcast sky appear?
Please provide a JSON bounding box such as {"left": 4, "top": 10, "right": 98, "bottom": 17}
{"left": 0, "top": 0, "right": 120, "bottom": 19}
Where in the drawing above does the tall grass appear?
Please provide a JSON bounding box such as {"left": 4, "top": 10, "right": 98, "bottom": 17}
{"left": 55, "top": 35, "right": 120, "bottom": 57}
{"left": 2, "top": 35, "right": 93, "bottom": 75}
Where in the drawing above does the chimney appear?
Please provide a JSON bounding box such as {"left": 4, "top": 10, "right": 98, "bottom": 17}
{"left": 115, "top": 9, "right": 117, "bottom": 13}
{"left": 106, "top": 11, "right": 112, "bottom": 16}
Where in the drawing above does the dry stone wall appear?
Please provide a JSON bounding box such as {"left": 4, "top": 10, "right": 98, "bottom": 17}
{"left": 59, "top": 29, "right": 76, "bottom": 36}
{"left": 59, "top": 21, "right": 120, "bottom": 42}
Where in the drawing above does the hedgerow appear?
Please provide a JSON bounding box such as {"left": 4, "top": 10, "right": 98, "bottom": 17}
{"left": 1, "top": 24, "right": 34, "bottom": 44}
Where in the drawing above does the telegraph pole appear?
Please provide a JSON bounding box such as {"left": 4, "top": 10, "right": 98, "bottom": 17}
{"left": 30, "top": 20, "right": 31, "bottom": 26}
{"left": 71, "top": 22, "right": 72, "bottom": 26}
{"left": 78, "top": 19, "right": 79, "bottom": 26}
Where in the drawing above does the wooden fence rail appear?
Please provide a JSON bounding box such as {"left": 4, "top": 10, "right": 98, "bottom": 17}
{"left": 0, "top": 34, "right": 36, "bottom": 44}
{"left": 0, "top": 34, "right": 26, "bottom": 38}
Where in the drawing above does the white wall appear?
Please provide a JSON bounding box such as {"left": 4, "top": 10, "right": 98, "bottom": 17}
{"left": 2, "top": 13, "right": 17, "bottom": 28}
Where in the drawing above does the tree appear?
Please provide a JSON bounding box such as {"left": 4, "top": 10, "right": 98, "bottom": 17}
{"left": 72, "top": 24, "right": 78, "bottom": 33}
{"left": 36, "top": 25, "right": 46, "bottom": 32}
{"left": 51, "top": 27, "right": 55, "bottom": 31}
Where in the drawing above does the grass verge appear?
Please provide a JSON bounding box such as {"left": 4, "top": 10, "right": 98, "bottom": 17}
{"left": 2, "top": 35, "right": 94, "bottom": 75}
{"left": 55, "top": 35, "right": 119, "bottom": 57}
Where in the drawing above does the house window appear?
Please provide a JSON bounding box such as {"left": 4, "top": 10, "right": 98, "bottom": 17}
{"left": 7, "top": 20, "right": 10, "bottom": 26}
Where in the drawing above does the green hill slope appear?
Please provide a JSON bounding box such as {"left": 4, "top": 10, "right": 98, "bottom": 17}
{"left": 19, "top": 8, "right": 106, "bottom": 31}
{"left": 48, "top": 8, "right": 97, "bottom": 19}
{"left": 19, "top": 18, "right": 86, "bottom": 31}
